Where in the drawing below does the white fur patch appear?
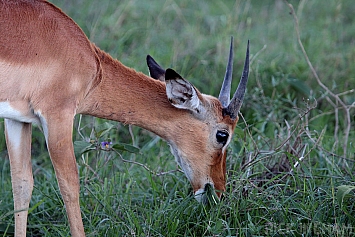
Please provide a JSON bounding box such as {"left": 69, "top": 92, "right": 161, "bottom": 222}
{"left": 36, "top": 111, "right": 49, "bottom": 145}
{"left": 194, "top": 188, "right": 206, "bottom": 203}
{"left": 0, "top": 101, "right": 48, "bottom": 145}
{"left": 166, "top": 78, "right": 201, "bottom": 111}
{"left": 168, "top": 143, "right": 193, "bottom": 182}
{"left": 0, "top": 101, "right": 40, "bottom": 124}
{"left": 4, "top": 119, "right": 24, "bottom": 150}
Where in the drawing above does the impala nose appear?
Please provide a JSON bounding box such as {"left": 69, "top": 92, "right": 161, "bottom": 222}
{"left": 204, "top": 183, "right": 214, "bottom": 193}
{"left": 194, "top": 183, "right": 220, "bottom": 205}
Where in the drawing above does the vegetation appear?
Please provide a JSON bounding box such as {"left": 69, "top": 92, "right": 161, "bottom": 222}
{"left": 1, "top": 0, "right": 354, "bottom": 236}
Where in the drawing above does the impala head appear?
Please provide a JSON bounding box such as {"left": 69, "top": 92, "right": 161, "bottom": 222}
{"left": 146, "top": 38, "right": 249, "bottom": 203}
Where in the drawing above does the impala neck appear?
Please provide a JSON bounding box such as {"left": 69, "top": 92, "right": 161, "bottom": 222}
{"left": 79, "top": 46, "right": 187, "bottom": 142}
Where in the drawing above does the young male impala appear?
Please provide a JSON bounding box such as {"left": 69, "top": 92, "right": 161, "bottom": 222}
{"left": 0, "top": 0, "right": 249, "bottom": 236}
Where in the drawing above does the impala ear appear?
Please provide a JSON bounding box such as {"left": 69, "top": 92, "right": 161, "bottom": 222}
{"left": 146, "top": 55, "right": 166, "bottom": 81}
{"left": 165, "top": 68, "right": 203, "bottom": 113}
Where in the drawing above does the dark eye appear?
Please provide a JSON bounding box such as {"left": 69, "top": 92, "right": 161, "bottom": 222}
{"left": 216, "top": 130, "right": 229, "bottom": 146}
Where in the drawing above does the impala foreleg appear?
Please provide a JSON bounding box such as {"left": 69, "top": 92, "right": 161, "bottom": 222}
{"left": 43, "top": 116, "right": 84, "bottom": 237}
{"left": 5, "top": 119, "right": 33, "bottom": 237}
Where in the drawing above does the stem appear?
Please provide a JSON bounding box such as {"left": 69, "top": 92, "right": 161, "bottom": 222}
{"left": 284, "top": 0, "right": 351, "bottom": 160}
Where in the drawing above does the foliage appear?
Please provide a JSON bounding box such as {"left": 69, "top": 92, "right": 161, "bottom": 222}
{"left": 1, "top": 0, "right": 354, "bottom": 236}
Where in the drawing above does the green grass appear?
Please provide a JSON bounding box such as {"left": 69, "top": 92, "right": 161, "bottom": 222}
{"left": 1, "top": 0, "right": 355, "bottom": 236}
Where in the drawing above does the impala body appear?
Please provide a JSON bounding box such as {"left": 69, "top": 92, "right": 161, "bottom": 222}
{"left": 0, "top": 0, "right": 249, "bottom": 236}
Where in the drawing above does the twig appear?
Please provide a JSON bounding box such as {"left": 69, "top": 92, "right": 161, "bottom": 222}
{"left": 128, "top": 125, "right": 136, "bottom": 146}
{"left": 246, "top": 152, "right": 253, "bottom": 178}
{"left": 303, "top": 126, "right": 326, "bottom": 160}
{"left": 77, "top": 114, "right": 85, "bottom": 140}
{"left": 112, "top": 149, "right": 183, "bottom": 176}
{"left": 239, "top": 112, "right": 259, "bottom": 153}
{"left": 250, "top": 44, "right": 267, "bottom": 67}
{"left": 337, "top": 89, "right": 355, "bottom": 97}
{"left": 81, "top": 156, "right": 104, "bottom": 184}
{"left": 325, "top": 97, "right": 339, "bottom": 150}
{"left": 293, "top": 144, "right": 307, "bottom": 169}
{"left": 284, "top": 0, "right": 352, "bottom": 159}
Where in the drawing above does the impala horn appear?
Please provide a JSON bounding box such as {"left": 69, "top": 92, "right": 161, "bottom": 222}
{"left": 218, "top": 37, "right": 234, "bottom": 108}
{"left": 219, "top": 38, "right": 249, "bottom": 120}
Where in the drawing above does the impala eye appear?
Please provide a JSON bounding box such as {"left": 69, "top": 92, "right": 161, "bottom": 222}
{"left": 216, "top": 130, "right": 229, "bottom": 146}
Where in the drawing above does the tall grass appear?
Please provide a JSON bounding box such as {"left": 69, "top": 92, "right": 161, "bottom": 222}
{"left": 1, "top": 0, "right": 354, "bottom": 236}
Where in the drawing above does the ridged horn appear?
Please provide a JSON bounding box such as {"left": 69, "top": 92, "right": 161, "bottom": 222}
{"left": 223, "top": 40, "right": 249, "bottom": 120}
{"left": 218, "top": 37, "right": 234, "bottom": 108}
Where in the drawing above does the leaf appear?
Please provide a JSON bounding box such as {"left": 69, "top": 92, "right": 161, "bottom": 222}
{"left": 95, "top": 122, "right": 115, "bottom": 138}
{"left": 28, "top": 200, "right": 44, "bottom": 214}
{"left": 336, "top": 185, "right": 355, "bottom": 207}
{"left": 286, "top": 77, "right": 311, "bottom": 96}
{"left": 74, "top": 140, "right": 95, "bottom": 157}
{"left": 336, "top": 185, "right": 355, "bottom": 221}
{"left": 233, "top": 127, "right": 244, "bottom": 138}
{"left": 112, "top": 143, "right": 140, "bottom": 154}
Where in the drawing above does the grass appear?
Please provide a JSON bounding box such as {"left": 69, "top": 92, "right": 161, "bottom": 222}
{"left": 1, "top": 0, "right": 355, "bottom": 236}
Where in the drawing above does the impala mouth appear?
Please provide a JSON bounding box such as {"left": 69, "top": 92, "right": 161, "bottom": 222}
{"left": 194, "top": 183, "right": 220, "bottom": 205}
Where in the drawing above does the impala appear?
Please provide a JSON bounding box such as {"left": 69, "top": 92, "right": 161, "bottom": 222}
{"left": 0, "top": 0, "right": 249, "bottom": 236}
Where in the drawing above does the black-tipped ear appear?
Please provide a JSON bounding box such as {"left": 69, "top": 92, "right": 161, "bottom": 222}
{"left": 146, "top": 55, "right": 166, "bottom": 81}
{"left": 165, "top": 68, "right": 183, "bottom": 81}
{"left": 164, "top": 68, "right": 201, "bottom": 111}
